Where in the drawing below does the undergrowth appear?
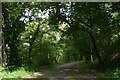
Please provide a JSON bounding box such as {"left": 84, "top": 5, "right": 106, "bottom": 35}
{"left": 0, "top": 67, "right": 31, "bottom": 79}
{"left": 72, "top": 62, "right": 120, "bottom": 79}
{"left": 98, "top": 68, "right": 120, "bottom": 78}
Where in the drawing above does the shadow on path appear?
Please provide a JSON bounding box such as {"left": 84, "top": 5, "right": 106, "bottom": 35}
{"left": 23, "top": 61, "right": 99, "bottom": 80}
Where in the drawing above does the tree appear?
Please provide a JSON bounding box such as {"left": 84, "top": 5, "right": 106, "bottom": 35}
{"left": 0, "top": 2, "right": 2, "bottom": 65}
{"left": 2, "top": 2, "right": 25, "bottom": 69}
{"left": 47, "top": 2, "right": 120, "bottom": 64}
{"left": 2, "top": 2, "right": 120, "bottom": 70}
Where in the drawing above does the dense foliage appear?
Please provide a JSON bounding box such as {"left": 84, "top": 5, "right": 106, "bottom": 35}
{"left": 1, "top": 2, "right": 120, "bottom": 77}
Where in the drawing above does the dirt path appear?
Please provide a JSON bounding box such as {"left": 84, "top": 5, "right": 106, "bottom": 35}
{"left": 23, "top": 61, "right": 99, "bottom": 79}
{"left": 43, "top": 61, "right": 81, "bottom": 78}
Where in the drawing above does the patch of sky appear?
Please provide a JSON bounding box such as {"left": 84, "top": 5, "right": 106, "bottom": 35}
{"left": 20, "top": 8, "right": 49, "bottom": 23}
{"left": 23, "top": 43, "right": 30, "bottom": 46}
{"left": 20, "top": 3, "right": 71, "bottom": 24}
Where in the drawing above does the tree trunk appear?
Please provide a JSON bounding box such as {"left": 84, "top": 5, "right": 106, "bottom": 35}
{"left": 0, "top": 38, "right": 2, "bottom": 65}
{"left": 0, "top": 2, "right": 2, "bottom": 65}
{"left": 89, "top": 32, "right": 102, "bottom": 64}
{"left": 2, "top": 38, "right": 6, "bottom": 67}
{"left": 28, "top": 44, "right": 32, "bottom": 68}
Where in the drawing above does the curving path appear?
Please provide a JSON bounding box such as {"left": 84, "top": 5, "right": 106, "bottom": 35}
{"left": 23, "top": 61, "right": 98, "bottom": 80}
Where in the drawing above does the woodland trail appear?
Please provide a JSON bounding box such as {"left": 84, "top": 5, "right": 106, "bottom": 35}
{"left": 23, "top": 61, "right": 99, "bottom": 80}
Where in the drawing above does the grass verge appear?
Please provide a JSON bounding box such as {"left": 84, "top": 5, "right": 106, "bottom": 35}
{"left": 0, "top": 67, "right": 32, "bottom": 79}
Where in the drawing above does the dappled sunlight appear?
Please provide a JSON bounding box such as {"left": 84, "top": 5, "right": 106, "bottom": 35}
{"left": 66, "top": 76, "right": 73, "bottom": 78}
{"left": 74, "top": 69, "right": 79, "bottom": 72}
{"left": 32, "top": 61, "right": 99, "bottom": 78}
{"left": 33, "top": 72, "right": 44, "bottom": 76}
{"left": 59, "top": 70, "right": 63, "bottom": 72}
{"left": 64, "top": 68, "right": 70, "bottom": 71}
{"left": 22, "top": 72, "right": 45, "bottom": 78}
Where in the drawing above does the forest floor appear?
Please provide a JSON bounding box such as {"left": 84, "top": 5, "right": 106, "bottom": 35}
{"left": 23, "top": 61, "right": 100, "bottom": 79}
